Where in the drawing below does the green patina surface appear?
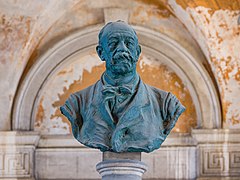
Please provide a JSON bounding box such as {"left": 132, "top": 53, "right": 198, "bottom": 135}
{"left": 60, "top": 21, "right": 185, "bottom": 152}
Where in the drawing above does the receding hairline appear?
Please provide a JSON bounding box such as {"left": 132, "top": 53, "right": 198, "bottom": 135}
{"left": 98, "top": 21, "right": 138, "bottom": 43}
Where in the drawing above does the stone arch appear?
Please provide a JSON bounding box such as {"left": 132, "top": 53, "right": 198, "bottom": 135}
{"left": 12, "top": 24, "right": 221, "bottom": 131}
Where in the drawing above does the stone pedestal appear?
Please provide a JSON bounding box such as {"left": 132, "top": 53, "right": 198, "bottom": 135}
{"left": 96, "top": 152, "right": 147, "bottom": 180}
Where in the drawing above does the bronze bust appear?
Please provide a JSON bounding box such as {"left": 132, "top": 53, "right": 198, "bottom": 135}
{"left": 60, "top": 21, "right": 185, "bottom": 152}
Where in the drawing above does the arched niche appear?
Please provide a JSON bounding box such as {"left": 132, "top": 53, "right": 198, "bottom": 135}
{"left": 12, "top": 24, "right": 221, "bottom": 132}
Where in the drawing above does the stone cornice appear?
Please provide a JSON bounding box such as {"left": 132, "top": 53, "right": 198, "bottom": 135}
{"left": 192, "top": 129, "right": 240, "bottom": 143}
{"left": 0, "top": 131, "right": 40, "bottom": 146}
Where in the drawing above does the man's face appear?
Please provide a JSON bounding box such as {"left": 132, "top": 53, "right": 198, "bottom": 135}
{"left": 97, "top": 23, "right": 141, "bottom": 76}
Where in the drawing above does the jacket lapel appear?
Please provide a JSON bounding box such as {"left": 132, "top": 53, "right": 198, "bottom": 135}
{"left": 90, "top": 80, "right": 116, "bottom": 129}
{"left": 117, "top": 80, "right": 151, "bottom": 127}
{"left": 89, "top": 79, "right": 151, "bottom": 129}
{"left": 110, "top": 80, "right": 151, "bottom": 152}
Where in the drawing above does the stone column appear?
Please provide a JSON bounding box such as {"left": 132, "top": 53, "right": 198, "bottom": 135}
{"left": 96, "top": 152, "right": 147, "bottom": 180}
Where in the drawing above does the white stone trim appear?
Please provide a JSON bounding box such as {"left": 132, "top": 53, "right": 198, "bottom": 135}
{"left": 96, "top": 160, "right": 147, "bottom": 177}
{"left": 0, "top": 131, "right": 40, "bottom": 146}
{"left": 192, "top": 129, "right": 240, "bottom": 143}
{"left": 37, "top": 133, "right": 196, "bottom": 148}
{"left": 37, "top": 135, "right": 82, "bottom": 148}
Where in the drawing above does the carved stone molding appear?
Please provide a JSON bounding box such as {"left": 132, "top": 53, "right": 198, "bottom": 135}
{"left": 0, "top": 149, "right": 31, "bottom": 177}
{"left": 0, "top": 132, "right": 40, "bottom": 179}
{"left": 0, "top": 130, "right": 238, "bottom": 179}
{"left": 200, "top": 145, "right": 240, "bottom": 177}
{"left": 192, "top": 129, "right": 240, "bottom": 143}
{"left": 193, "top": 129, "right": 240, "bottom": 178}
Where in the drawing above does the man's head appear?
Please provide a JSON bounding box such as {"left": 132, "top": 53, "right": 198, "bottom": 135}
{"left": 96, "top": 21, "right": 141, "bottom": 77}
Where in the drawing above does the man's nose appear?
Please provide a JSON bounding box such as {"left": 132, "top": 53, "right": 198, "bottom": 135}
{"left": 117, "top": 41, "right": 128, "bottom": 52}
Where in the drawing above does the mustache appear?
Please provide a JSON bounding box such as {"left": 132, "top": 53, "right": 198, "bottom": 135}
{"left": 112, "top": 51, "right": 133, "bottom": 64}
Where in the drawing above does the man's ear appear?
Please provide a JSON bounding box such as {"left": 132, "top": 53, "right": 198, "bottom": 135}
{"left": 96, "top": 45, "right": 105, "bottom": 61}
{"left": 137, "top": 44, "right": 141, "bottom": 57}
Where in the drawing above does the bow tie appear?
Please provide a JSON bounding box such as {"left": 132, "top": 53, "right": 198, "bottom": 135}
{"left": 102, "top": 85, "right": 133, "bottom": 113}
{"left": 102, "top": 85, "right": 133, "bottom": 97}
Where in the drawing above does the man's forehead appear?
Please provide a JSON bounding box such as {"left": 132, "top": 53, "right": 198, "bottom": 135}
{"left": 100, "top": 22, "right": 138, "bottom": 40}
{"left": 107, "top": 31, "right": 136, "bottom": 40}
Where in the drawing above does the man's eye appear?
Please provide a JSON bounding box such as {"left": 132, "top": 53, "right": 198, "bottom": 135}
{"left": 125, "top": 41, "right": 133, "bottom": 48}
{"left": 109, "top": 42, "right": 117, "bottom": 49}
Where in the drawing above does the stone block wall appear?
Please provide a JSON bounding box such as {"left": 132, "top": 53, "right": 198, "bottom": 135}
{"left": 0, "top": 130, "right": 240, "bottom": 179}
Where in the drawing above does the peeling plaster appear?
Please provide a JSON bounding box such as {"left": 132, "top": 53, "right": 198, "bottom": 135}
{"left": 138, "top": 55, "right": 197, "bottom": 133}
{"left": 187, "top": 7, "right": 240, "bottom": 128}
{"left": 34, "top": 53, "right": 197, "bottom": 134}
{"left": 175, "top": 0, "right": 240, "bottom": 11}
{"left": 34, "top": 53, "right": 104, "bottom": 134}
{"left": 169, "top": 0, "right": 240, "bottom": 127}
{"left": 0, "top": 0, "right": 80, "bottom": 130}
{"left": 0, "top": 13, "right": 33, "bottom": 129}
{"left": 129, "top": 0, "right": 209, "bottom": 73}
{"left": 0, "top": 0, "right": 238, "bottom": 131}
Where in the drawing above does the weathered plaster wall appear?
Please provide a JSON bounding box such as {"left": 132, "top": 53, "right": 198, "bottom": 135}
{"left": 137, "top": 55, "right": 197, "bottom": 133}
{"left": 130, "top": 0, "right": 211, "bottom": 70}
{"left": 0, "top": 0, "right": 239, "bottom": 132}
{"left": 34, "top": 52, "right": 105, "bottom": 134}
{"left": 34, "top": 53, "right": 196, "bottom": 134}
{"left": 0, "top": 1, "right": 239, "bottom": 179}
{"left": 0, "top": 0, "right": 80, "bottom": 130}
{"left": 168, "top": 0, "right": 240, "bottom": 128}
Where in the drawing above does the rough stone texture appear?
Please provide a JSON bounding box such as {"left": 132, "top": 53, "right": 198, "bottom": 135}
{"left": 35, "top": 148, "right": 101, "bottom": 180}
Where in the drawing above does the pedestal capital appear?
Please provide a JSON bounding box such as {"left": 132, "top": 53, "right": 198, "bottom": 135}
{"left": 96, "top": 159, "right": 147, "bottom": 180}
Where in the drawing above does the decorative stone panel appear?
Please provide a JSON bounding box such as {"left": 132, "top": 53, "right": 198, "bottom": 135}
{"left": 229, "top": 151, "right": 240, "bottom": 171}
{"left": 192, "top": 129, "right": 240, "bottom": 178}
{"left": 199, "top": 144, "right": 240, "bottom": 177}
{"left": 0, "top": 132, "right": 39, "bottom": 179}
{"left": 0, "top": 147, "right": 32, "bottom": 177}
